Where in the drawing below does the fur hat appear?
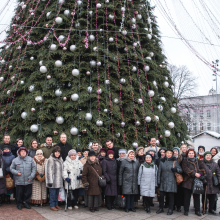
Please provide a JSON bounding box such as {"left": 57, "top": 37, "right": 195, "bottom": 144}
{"left": 185, "top": 149, "right": 196, "bottom": 157}
{"left": 198, "top": 146, "right": 205, "bottom": 152}
{"left": 88, "top": 151, "right": 96, "bottom": 157}
{"left": 136, "top": 147, "right": 144, "bottom": 155}
{"left": 204, "top": 151, "right": 212, "bottom": 158}
{"left": 36, "top": 149, "right": 43, "bottom": 155}
{"left": 119, "top": 149, "right": 127, "bottom": 154}
{"left": 127, "top": 150, "right": 135, "bottom": 157}
{"left": 76, "top": 148, "right": 81, "bottom": 153}
{"left": 18, "top": 147, "right": 28, "bottom": 155}
{"left": 107, "top": 150, "right": 114, "bottom": 156}
{"left": 68, "top": 149, "right": 77, "bottom": 156}
{"left": 100, "top": 148, "right": 107, "bottom": 153}
{"left": 172, "top": 147, "right": 180, "bottom": 154}
{"left": 147, "top": 147, "right": 156, "bottom": 153}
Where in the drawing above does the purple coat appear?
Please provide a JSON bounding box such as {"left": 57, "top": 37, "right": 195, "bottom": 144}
{"left": 102, "top": 157, "right": 117, "bottom": 196}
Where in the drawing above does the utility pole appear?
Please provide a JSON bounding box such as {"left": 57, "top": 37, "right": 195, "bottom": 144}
{"left": 212, "top": 60, "right": 219, "bottom": 133}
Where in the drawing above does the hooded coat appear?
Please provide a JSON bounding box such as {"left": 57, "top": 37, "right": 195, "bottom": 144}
{"left": 40, "top": 143, "right": 56, "bottom": 159}
{"left": 45, "top": 154, "right": 63, "bottom": 188}
{"left": 118, "top": 157, "right": 140, "bottom": 195}
{"left": 102, "top": 157, "right": 117, "bottom": 196}
{"left": 157, "top": 157, "right": 182, "bottom": 193}
{"left": 56, "top": 142, "right": 73, "bottom": 161}
{"left": 82, "top": 158, "right": 102, "bottom": 195}
{"left": 138, "top": 163, "right": 157, "bottom": 197}
{"left": 0, "top": 151, "right": 7, "bottom": 195}
{"left": 63, "top": 155, "right": 83, "bottom": 190}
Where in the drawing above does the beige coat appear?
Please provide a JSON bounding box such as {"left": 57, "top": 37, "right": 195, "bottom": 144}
{"left": 80, "top": 157, "right": 87, "bottom": 166}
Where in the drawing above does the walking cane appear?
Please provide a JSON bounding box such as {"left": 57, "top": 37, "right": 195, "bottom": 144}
{"left": 65, "top": 171, "right": 70, "bottom": 212}
{"left": 203, "top": 185, "right": 207, "bottom": 215}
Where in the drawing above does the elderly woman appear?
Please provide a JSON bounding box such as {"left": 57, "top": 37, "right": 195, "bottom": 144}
{"left": 10, "top": 147, "right": 36, "bottom": 210}
{"left": 2, "top": 146, "right": 15, "bottom": 204}
{"left": 118, "top": 150, "right": 140, "bottom": 213}
{"left": 28, "top": 139, "right": 39, "bottom": 158}
{"left": 45, "top": 146, "right": 63, "bottom": 211}
{"left": 11, "top": 138, "right": 24, "bottom": 157}
{"left": 201, "top": 151, "right": 220, "bottom": 215}
{"left": 102, "top": 150, "right": 117, "bottom": 210}
{"left": 157, "top": 149, "right": 182, "bottom": 216}
{"left": 63, "top": 149, "right": 83, "bottom": 210}
{"left": 182, "top": 149, "right": 206, "bottom": 216}
{"left": 82, "top": 151, "right": 102, "bottom": 212}
{"left": 30, "top": 149, "right": 47, "bottom": 206}
{"left": 147, "top": 147, "right": 158, "bottom": 166}
{"left": 0, "top": 150, "right": 7, "bottom": 206}
{"left": 138, "top": 153, "right": 157, "bottom": 213}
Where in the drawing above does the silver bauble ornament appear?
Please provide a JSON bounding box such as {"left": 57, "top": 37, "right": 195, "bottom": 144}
{"left": 116, "top": 133, "right": 120, "bottom": 137}
{"left": 146, "top": 57, "right": 151, "bottom": 60}
{"left": 93, "top": 47, "right": 97, "bottom": 51}
{"left": 132, "top": 142, "right": 138, "bottom": 148}
{"left": 85, "top": 113, "right": 92, "bottom": 121}
{"left": 153, "top": 81, "right": 157, "bottom": 86}
{"left": 97, "top": 61, "right": 101, "bottom": 66}
{"left": 165, "top": 76, "right": 168, "bottom": 80}
{"left": 136, "top": 121, "right": 140, "bottom": 126}
{"left": 165, "top": 130, "right": 171, "bottom": 137}
{"left": 86, "top": 71, "right": 90, "bottom": 75}
{"left": 35, "top": 96, "right": 43, "bottom": 102}
{"left": 147, "top": 34, "right": 152, "bottom": 39}
{"left": 109, "top": 37, "right": 114, "bottom": 42}
{"left": 109, "top": 14, "right": 114, "bottom": 19}
{"left": 90, "top": 60, "right": 96, "bottom": 67}
{"left": 122, "top": 30, "right": 127, "bottom": 35}
{"left": 149, "top": 52, "right": 154, "bottom": 57}
{"left": 136, "top": 14, "right": 142, "bottom": 19}
{"left": 70, "top": 45, "right": 76, "bottom": 52}
{"left": 97, "top": 3, "right": 101, "bottom": 8}
{"left": 97, "top": 89, "right": 102, "bottom": 94}
{"left": 164, "top": 81, "right": 169, "bottom": 87}
{"left": 133, "top": 42, "right": 138, "bottom": 47}
{"left": 168, "top": 122, "right": 175, "bottom": 129}
{"left": 21, "top": 112, "right": 27, "bottom": 119}
{"left": 89, "top": 35, "right": 95, "bottom": 42}
{"left": 70, "top": 127, "right": 78, "bottom": 135}
{"left": 47, "top": 75, "right": 51, "bottom": 79}
{"left": 120, "top": 78, "right": 126, "bottom": 84}
{"left": 72, "top": 69, "right": 79, "bottom": 76}
{"left": 77, "top": 0, "right": 83, "bottom": 5}
{"left": 50, "top": 44, "right": 57, "bottom": 51}
{"left": 145, "top": 66, "right": 150, "bottom": 71}
{"left": 58, "top": 35, "right": 65, "bottom": 42}
{"left": 96, "top": 120, "right": 103, "bottom": 126}
{"left": 30, "top": 56, "right": 34, "bottom": 60}
{"left": 121, "top": 7, "right": 125, "bottom": 12}
{"left": 121, "top": 122, "right": 125, "bottom": 127}
{"left": 158, "top": 105, "right": 163, "bottom": 111}
{"left": 156, "top": 140, "right": 160, "bottom": 145}
{"left": 46, "top": 11, "right": 51, "bottom": 18}
{"left": 105, "top": 80, "right": 110, "bottom": 85}
{"left": 104, "top": 109, "right": 108, "bottom": 113}
{"left": 29, "top": 85, "right": 35, "bottom": 92}
{"left": 55, "top": 60, "right": 62, "bottom": 67}
{"left": 64, "top": 9, "right": 70, "bottom": 16}
{"left": 113, "top": 98, "right": 119, "bottom": 104}
{"left": 154, "top": 115, "right": 159, "bottom": 121}
{"left": 148, "top": 90, "right": 154, "bottom": 97}
{"left": 160, "top": 97, "right": 166, "bottom": 102}
{"left": 58, "top": 0, "right": 65, "bottom": 4}
{"left": 56, "top": 116, "right": 64, "bottom": 124}
{"left": 40, "top": 66, "right": 47, "bottom": 73}
{"left": 0, "top": 77, "right": 4, "bottom": 82}
{"left": 31, "top": 108, "right": 35, "bottom": 112}
{"left": 1, "top": 111, "right": 4, "bottom": 115}
{"left": 39, "top": 60, "right": 43, "bottom": 66}
{"left": 55, "top": 89, "right": 62, "bottom": 96}
{"left": 171, "top": 107, "right": 176, "bottom": 113}
{"left": 132, "top": 66, "right": 137, "bottom": 72}
{"left": 30, "top": 124, "right": 38, "bottom": 133}
{"left": 11, "top": 76, "right": 15, "bottom": 81}
{"left": 55, "top": 17, "right": 63, "bottom": 24}
{"left": 71, "top": 93, "right": 79, "bottom": 101}
{"left": 9, "top": 65, "right": 13, "bottom": 69}
{"left": 63, "top": 97, "right": 67, "bottom": 101}
{"left": 131, "top": 18, "right": 136, "bottom": 23}
{"left": 63, "top": 47, "right": 67, "bottom": 51}
{"left": 20, "top": 80, "right": 24, "bottom": 84}
{"left": 87, "top": 86, "right": 92, "bottom": 93}
{"left": 138, "top": 98, "right": 143, "bottom": 104}
{"left": 145, "top": 116, "right": 151, "bottom": 122}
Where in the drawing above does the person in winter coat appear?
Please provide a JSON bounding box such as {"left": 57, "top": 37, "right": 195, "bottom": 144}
{"left": 0, "top": 134, "right": 15, "bottom": 151}
{"left": 11, "top": 138, "right": 24, "bottom": 157}
{"left": 89, "top": 141, "right": 101, "bottom": 156}
{"left": 63, "top": 149, "right": 83, "bottom": 210}
{"left": 147, "top": 147, "right": 158, "bottom": 166}
{"left": 10, "top": 147, "right": 36, "bottom": 210}
{"left": 202, "top": 151, "right": 220, "bottom": 214}
{"left": 157, "top": 147, "right": 167, "bottom": 163}
{"left": 97, "top": 148, "right": 107, "bottom": 166}
{"left": 144, "top": 137, "right": 160, "bottom": 158}
{"left": 138, "top": 153, "right": 157, "bottom": 213}
{"left": 0, "top": 150, "right": 7, "bottom": 206}
{"left": 57, "top": 133, "right": 73, "bottom": 161}
{"left": 30, "top": 149, "right": 47, "bottom": 206}
{"left": 102, "top": 150, "right": 117, "bottom": 210}
{"left": 210, "top": 147, "right": 218, "bottom": 158}
{"left": 196, "top": 146, "right": 205, "bottom": 160}
{"left": 45, "top": 146, "right": 63, "bottom": 211}
{"left": 40, "top": 135, "right": 56, "bottom": 159}
{"left": 2, "top": 146, "right": 15, "bottom": 204}
{"left": 82, "top": 151, "right": 102, "bottom": 212}
{"left": 156, "top": 149, "right": 182, "bottom": 216}
{"left": 28, "top": 139, "right": 39, "bottom": 158}
{"left": 118, "top": 150, "right": 140, "bottom": 213}
{"left": 80, "top": 149, "right": 90, "bottom": 166}
{"left": 76, "top": 148, "right": 83, "bottom": 160}
{"left": 182, "top": 149, "right": 206, "bottom": 216}
{"left": 105, "top": 139, "right": 121, "bottom": 159}
{"left": 136, "top": 147, "right": 145, "bottom": 164}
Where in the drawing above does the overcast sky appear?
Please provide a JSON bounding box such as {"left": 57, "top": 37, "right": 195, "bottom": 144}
{"left": 0, "top": 0, "right": 219, "bottom": 96}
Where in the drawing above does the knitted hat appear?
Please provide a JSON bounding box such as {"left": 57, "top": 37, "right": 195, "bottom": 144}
{"left": 172, "top": 147, "right": 180, "bottom": 154}
{"left": 119, "top": 149, "right": 127, "bottom": 154}
{"left": 127, "top": 150, "right": 135, "bottom": 156}
{"left": 204, "top": 151, "right": 212, "bottom": 157}
{"left": 68, "top": 149, "right": 77, "bottom": 156}
{"left": 88, "top": 151, "right": 96, "bottom": 157}
{"left": 18, "top": 147, "right": 28, "bottom": 155}
{"left": 198, "top": 146, "right": 205, "bottom": 152}
{"left": 136, "top": 147, "right": 144, "bottom": 155}
{"left": 147, "top": 147, "right": 156, "bottom": 153}
{"left": 3, "top": 145, "right": 10, "bottom": 150}
{"left": 145, "top": 152, "right": 153, "bottom": 159}
{"left": 76, "top": 148, "right": 82, "bottom": 153}
{"left": 100, "top": 148, "right": 107, "bottom": 153}
{"left": 83, "top": 149, "right": 90, "bottom": 152}
{"left": 107, "top": 150, "right": 114, "bottom": 156}
{"left": 36, "top": 149, "right": 43, "bottom": 155}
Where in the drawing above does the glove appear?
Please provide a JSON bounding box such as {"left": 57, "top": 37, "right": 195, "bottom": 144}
{"left": 65, "top": 178, "right": 71, "bottom": 183}
{"left": 77, "top": 176, "right": 82, "bottom": 180}
{"left": 171, "top": 167, "right": 177, "bottom": 172}
{"left": 48, "top": 183, "right": 52, "bottom": 187}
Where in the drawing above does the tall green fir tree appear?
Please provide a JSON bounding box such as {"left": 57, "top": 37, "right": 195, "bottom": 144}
{"left": 0, "top": 0, "right": 188, "bottom": 149}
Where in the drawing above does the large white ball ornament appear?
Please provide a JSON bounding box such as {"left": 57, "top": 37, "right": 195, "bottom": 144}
{"left": 122, "top": 30, "right": 127, "bottom": 35}
{"left": 1, "top": 111, "right": 4, "bottom": 115}
{"left": 55, "top": 89, "right": 62, "bottom": 96}
{"left": 153, "top": 81, "right": 157, "bottom": 86}
{"left": 30, "top": 56, "right": 34, "bottom": 60}
{"left": 105, "top": 80, "right": 110, "bottom": 85}
{"left": 71, "top": 93, "right": 79, "bottom": 101}
{"left": 136, "top": 14, "right": 142, "bottom": 19}
{"left": 89, "top": 35, "right": 95, "bottom": 42}
{"left": 46, "top": 11, "right": 51, "bottom": 18}
{"left": 97, "top": 61, "right": 101, "bottom": 66}
{"left": 121, "top": 122, "right": 125, "bottom": 127}
{"left": 96, "top": 120, "right": 103, "bottom": 126}
{"left": 145, "top": 66, "right": 150, "bottom": 71}
{"left": 136, "top": 121, "right": 140, "bottom": 126}
{"left": 132, "top": 142, "right": 138, "bottom": 148}
{"left": 168, "top": 122, "right": 175, "bottom": 129}
{"left": 72, "top": 69, "right": 79, "bottom": 76}
{"left": 39, "top": 60, "right": 43, "bottom": 66}
{"left": 132, "top": 66, "right": 137, "bottom": 72}
{"left": 104, "top": 109, "right": 108, "bottom": 113}
{"left": 0, "top": 77, "right": 4, "bottom": 82}
{"left": 87, "top": 86, "right": 92, "bottom": 93}
{"left": 158, "top": 105, "right": 163, "bottom": 111}
{"left": 70, "top": 127, "right": 78, "bottom": 135}
{"left": 50, "top": 44, "right": 57, "bottom": 51}
{"left": 77, "top": 0, "right": 83, "bottom": 5}
{"left": 148, "top": 90, "right": 154, "bottom": 97}
{"left": 145, "top": 116, "right": 151, "bottom": 122}
{"left": 109, "top": 14, "right": 114, "bottom": 19}
{"left": 154, "top": 115, "right": 159, "bottom": 121}
{"left": 114, "top": 98, "right": 119, "bottom": 104}
{"left": 97, "top": 3, "right": 101, "bottom": 8}
{"left": 131, "top": 18, "right": 136, "bottom": 23}
{"left": 56, "top": 17, "right": 63, "bottom": 24}
{"left": 171, "top": 107, "right": 176, "bottom": 113}
{"left": 147, "top": 34, "right": 152, "bottom": 39}
{"left": 85, "top": 113, "right": 92, "bottom": 121}
{"left": 55, "top": 60, "right": 62, "bottom": 67}
{"left": 58, "top": 0, "right": 65, "bottom": 4}
{"left": 30, "top": 124, "right": 38, "bottom": 133}
{"left": 29, "top": 85, "right": 35, "bottom": 92}
{"left": 149, "top": 52, "right": 154, "bottom": 57}
{"left": 160, "top": 97, "right": 166, "bottom": 102}
{"left": 35, "top": 96, "right": 43, "bottom": 103}
{"left": 20, "top": 80, "right": 24, "bottom": 85}
{"left": 116, "top": 133, "right": 120, "bottom": 137}
{"left": 90, "top": 60, "right": 96, "bottom": 67}
{"left": 164, "top": 81, "right": 169, "bottom": 87}
{"left": 165, "top": 130, "right": 171, "bottom": 137}
{"left": 56, "top": 116, "right": 64, "bottom": 124}
{"left": 120, "top": 78, "right": 126, "bottom": 84}
{"left": 70, "top": 45, "right": 76, "bottom": 51}
{"left": 138, "top": 98, "right": 143, "bottom": 104}
{"left": 121, "top": 7, "right": 125, "bottom": 12}
{"left": 58, "top": 35, "right": 65, "bottom": 42}
{"left": 64, "top": 10, "right": 70, "bottom": 16}
{"left": 109, "top": 37, "right": 114, "bottom": 42}
{"left": 21, "top": 112, "right": 27, "bottom": 119}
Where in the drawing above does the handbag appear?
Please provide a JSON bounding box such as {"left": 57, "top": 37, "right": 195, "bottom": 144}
{"left": 91, "top": 166, "right": 106, "bottom": 187}
{"left": 58, "top": 187, "right": 66, "bottom": 201}
{"left": 192, "top": 162, "right": 204, "bottom": 194}
{"left": 6, "top": 174, "right": 14, "bottom": 189}
{"left": 114, "top": 195, "right": 126, "bottom": 208}
{"left": 173, "top": 161, "right": 183, "bottom": 185}
{"left": 207, "top": 164, "right": 219, "bottom": 186}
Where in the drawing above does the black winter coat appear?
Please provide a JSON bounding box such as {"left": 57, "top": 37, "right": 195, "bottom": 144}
{"left": 57, "top": 142, "right": 73, "bottom": 161}
{"left": 102, "top": 157, "right": 117, "bottom": 196}
{"left": 136, "top": 155, "right": 145, "bottom": 164}
{"left": 157, "top": 157, "right": 182, "bottom": 193}
{"left": 107, "top": 146, "right": 121, "bottom": 159}
{"left": 2, "top": 152, "right": 15, "bottom": 175}
{"left": 203, "top": 160, "right": 220, "bottom": 195}
{"left": 118, "top": 157, "right": 140, "bottom": 195}
{"left": 11, "top": 144, "right": 25, "bottom": 157}
{"left": 0, "top": 153, "right": 7, "bottom": 195}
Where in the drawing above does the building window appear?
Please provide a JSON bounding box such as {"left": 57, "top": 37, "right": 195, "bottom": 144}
{"left": 200, "top": 110, "right": 203, "bottom": 118}
{"left": 207, "top": 110, "right": 211, "bottom": 118}
{"left": 193, "top": 123, "right": 197, "bottom": 131}
{"left": 200, "top": 123, "right": 204, "bottom": 131}
{"left": 207, "top": 123, "right": 211, "bottom": 130}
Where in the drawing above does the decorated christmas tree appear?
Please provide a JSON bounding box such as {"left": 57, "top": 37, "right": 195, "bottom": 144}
{"left": 0, "top": 0, "right": 187, "bottom": 148}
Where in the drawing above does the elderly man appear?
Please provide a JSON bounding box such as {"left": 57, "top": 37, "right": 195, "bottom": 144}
{"left": 144, "top": 137, "right": 160, "bottom": 158}
{"left": 105, "top": 139, "right": 121, "bottom": 159}
{"left": 57, "top": 133, "right": 73, "bottom": 161}
{"left": 0, "top": 134, "right": 15, "bottom": 151}
{"left": 40, "top": 135, "right": 56, "bottom": 159}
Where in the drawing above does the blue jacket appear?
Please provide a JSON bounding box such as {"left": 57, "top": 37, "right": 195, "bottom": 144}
{"left": 2, "top": 152, "right": 15, "bottom": 174}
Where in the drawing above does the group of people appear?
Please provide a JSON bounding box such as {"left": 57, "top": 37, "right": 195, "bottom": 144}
{"left": 0, "top": 134, "right": 220, "bottom": 217}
